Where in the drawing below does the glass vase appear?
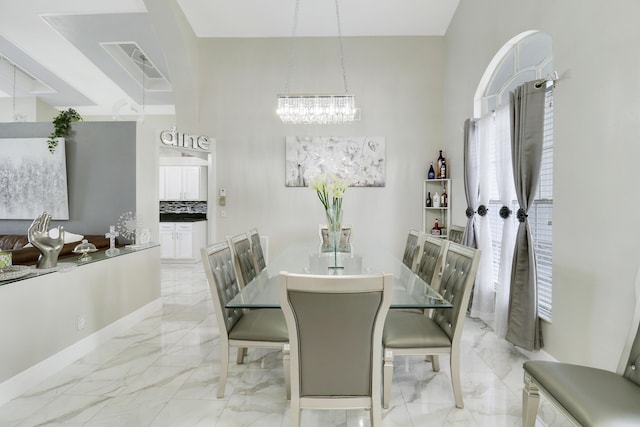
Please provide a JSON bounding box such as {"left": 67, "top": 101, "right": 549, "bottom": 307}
{"left": 325, "top": 205, "right": 343, "bottom": 269}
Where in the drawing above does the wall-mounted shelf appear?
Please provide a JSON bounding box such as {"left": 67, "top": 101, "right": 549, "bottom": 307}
{"left": 422, "top": 179, "right": 451, "bottom": 238}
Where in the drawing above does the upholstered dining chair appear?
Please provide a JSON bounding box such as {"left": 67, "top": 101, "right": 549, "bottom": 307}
{"left": 522, "top": 265, "right": 640, "bottom": 426}
{"left": 402, "top": 228, "right": 424, "bottom": 271}
{"left": 279, "top": 272, "right": 392, "bottom": 427}
{"left": 228, "top": 233, "right": 257, "bottom": 288}
{"left": 448, "top": 225, "right": 465, "bottom": 245}
{"left": 383, "top": 242, "right": 481, "bottom": 409}
{"left": 318, "top": 224, "right": 353, "bottom": 253}
{"left": 415, "top": 234, "right": 449, "bottom": 291}
{"left": 247, "top": 228, "right": 267, "bottom": 272}
{"left": 201, "top": 242, "right": 289, "bottom": 398}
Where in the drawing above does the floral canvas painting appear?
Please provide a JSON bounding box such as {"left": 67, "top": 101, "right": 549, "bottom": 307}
{"left": 0, "top": 138, "right": 69, "bottom": 220}
{"left": 285, "top": 136, "right": 386, "bottom": 187}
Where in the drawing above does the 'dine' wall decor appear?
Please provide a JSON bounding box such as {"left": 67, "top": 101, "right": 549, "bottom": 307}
{"left": 285, "top": 136, "right": 386, "bottom": 187}
{"left": 0, "top": 138, "right": 69, "bottom": 220}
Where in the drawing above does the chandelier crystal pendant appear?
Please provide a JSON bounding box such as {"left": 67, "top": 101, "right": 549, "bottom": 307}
{"left": 277, "top": 94, "right": 356, "bottom": 125}
{"left": 276, "top": 0, "right": 359, "bottom": 125}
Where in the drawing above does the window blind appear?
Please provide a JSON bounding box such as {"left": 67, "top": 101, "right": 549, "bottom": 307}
{"left": 528, "top": 87, "right": 554, "bottom": 321}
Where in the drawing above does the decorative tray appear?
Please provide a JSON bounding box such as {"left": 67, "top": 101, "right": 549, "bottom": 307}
{"left": 0, "top": 265, "right": 32, "bottom": 281}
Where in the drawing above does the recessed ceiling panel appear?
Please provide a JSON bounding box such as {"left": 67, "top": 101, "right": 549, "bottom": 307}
{"left": 43, "top": 12, "right": 173, "bottom": 106}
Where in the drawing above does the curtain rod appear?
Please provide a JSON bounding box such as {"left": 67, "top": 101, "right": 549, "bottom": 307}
{"left": 534, "top": 71, "right": 559, "bottom": 88}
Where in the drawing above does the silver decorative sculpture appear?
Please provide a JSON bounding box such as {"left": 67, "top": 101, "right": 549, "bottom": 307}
{"left": 27, "top": 211, "right": 64, "bottom": 269}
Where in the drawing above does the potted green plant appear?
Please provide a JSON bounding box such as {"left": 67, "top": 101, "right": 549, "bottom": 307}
{"left": 47, "top": 108, "right": 82, "bottom": 153}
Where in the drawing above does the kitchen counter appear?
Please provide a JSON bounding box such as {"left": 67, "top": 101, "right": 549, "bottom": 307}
{"left": 159, "top": 213, "right": 207, "bottom": 222}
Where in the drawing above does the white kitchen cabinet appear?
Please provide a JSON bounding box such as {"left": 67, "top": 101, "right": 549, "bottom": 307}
{"left": 174, "top": 224, "right": 193, "bottom": 259}
{"left": 159, "top": 223, "right": 176, "bottom": 258}
{"left": 159, "top": 166, "right": 206, "bottom": 201}
{"left": 181, "top": 167, "right": 201, "bottom": 200}
{"left": 159, "top": 221, "right": 207, "bottom": 262}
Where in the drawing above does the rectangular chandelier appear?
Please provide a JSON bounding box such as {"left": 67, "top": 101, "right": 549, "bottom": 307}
{"left": 277, "top": 94, "right": 357, "bottom": 125}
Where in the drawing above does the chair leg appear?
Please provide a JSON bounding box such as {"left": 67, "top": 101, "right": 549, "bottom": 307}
{"left": 522, "top": 372, "right": 540, "bottom": 427}
{"left": 450, "top": 350, "right": 463, "bottom": 408}
{"left": 217, "top": 346, "right": 230, "bottom": 398}
{"left": 383, "top": 349, "right": 394, "bottom": 409}
{"left": 236, "top": 347, "right": 247, "bottom": 364}
{"left": 283, "top": 344, "right": 291, "bottom": 400}
{"left": 371, "top": 399, "right": 382, "bottom": 427}
{"left": 289, "top": 399, "right": 301, "bottom": 427}
{"left": 432, "top": 355, "right": 441, "bottom": 372}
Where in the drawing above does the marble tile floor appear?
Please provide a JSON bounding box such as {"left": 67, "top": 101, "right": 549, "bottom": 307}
{"left": 0, "top": 263, "right": 572, "bottom": 427}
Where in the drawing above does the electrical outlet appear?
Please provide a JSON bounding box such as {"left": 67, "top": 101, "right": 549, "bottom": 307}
{"left": 77, "top": 315, "right": 86, "bottom": 330}
{"left": 220, "top": 209, "right": 226, "bottom": 218}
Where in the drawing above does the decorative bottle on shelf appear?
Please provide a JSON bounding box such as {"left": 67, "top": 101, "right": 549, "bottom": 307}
{"left": 432, "top": 192, "right": 440, "bottom": 208}
{"left": 437, "top": 150, "right": 445, "bottom": 177}
{"left": 426, "top": 192, "right": 432, "bottom": 207}
{"left": 440, "top": 158, "right": 447, "bottom": 179}
{"left": 441, "top": 187, "right": 448, "bottom": 207}
{"left": 432, "top": 218, "right": 440, "bottom": 235}
{"left": 427, "top": 162, "right": 435, "bottom": 179}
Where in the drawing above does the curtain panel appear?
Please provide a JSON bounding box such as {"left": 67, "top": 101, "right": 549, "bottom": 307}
{"left": 494, "top": 105, "right": 517, "bottom": 339}
{"left": 506, "top": 81, "right": 546, "bottom": 351}
{"left": 470, "top": 114, "right": 496, "bottom": 321}
{"left": 462, "top": 118, "right": 479, "bottom": 249}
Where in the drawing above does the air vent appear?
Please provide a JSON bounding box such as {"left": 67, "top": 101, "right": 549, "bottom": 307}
{"left": 101, "top": 42, "right": 171, "bottom": 91}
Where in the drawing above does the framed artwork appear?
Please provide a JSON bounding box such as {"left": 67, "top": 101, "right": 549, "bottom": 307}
{"left": 285, "top": 136, "right": 386, "bottom": 187}
{"left": 0, "top": 138, "right": 70, "bottom": 220}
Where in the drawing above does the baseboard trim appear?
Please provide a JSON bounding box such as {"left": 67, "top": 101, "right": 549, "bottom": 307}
{"left": 0, "top": 298, "right": 162, "bottom": 406}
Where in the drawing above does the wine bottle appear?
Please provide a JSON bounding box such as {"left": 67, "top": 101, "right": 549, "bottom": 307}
{"left": 440, "top": 158, "right": 447, "bottom": 179}
{"left": 432, "top": 218, "right": 440, "bottom": 235}
{"left": 441, "top": 187, "right": 448, "bottom": 207}
{"left": 428, "top": 162, "right": 435, "bottom": 179}
{"left": 426, "top": 192, "right": 432, "bottom": 207}
{"left": 437, "top": 150, "right": 445, "bottom": 177}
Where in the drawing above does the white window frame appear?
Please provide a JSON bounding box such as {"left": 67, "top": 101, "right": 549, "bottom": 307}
{"left": 476, "top": 31, "right": 554, "bottom": 322}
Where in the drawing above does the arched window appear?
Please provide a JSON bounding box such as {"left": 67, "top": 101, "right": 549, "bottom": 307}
{"left": 474, "top": 31, "right": 554, "bottom": 327}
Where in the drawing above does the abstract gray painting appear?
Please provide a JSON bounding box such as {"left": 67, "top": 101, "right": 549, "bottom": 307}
{"left": 0, "top": 138, "right": 69, "bottom": 220}
{"left": 285, "top": 136, "right": 386, "bottom": 187}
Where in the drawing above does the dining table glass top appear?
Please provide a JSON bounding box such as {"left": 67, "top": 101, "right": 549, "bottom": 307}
{"left": 226, "top": 242, "right": 452, "bottom": 310}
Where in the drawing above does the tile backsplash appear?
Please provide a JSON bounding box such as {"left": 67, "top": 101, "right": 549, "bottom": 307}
{"left": 159, "top": 201, "right": 207, "bottom": 214}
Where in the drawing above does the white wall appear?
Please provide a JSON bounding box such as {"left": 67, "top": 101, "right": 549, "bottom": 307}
{"left": 0, "top": 96, "right": 58, "bottom": 122}
{"left": 444, "top": 0, "right": 640, "bottom": 369}
{"left": 197, "top": 36, "right": 445, "bottom": 257}
{"left": 136, "top": 121, "right": 161, "bottom": 244}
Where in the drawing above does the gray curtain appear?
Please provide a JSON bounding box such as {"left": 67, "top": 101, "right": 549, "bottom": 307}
{"left": 505, "top": 81, "right": 546, "bottom": 351}
{"left": 462, "top": 118, "right": 479, "bottom": 248}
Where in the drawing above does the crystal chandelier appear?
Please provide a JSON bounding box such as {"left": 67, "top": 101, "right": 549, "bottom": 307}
{"left": 277, "top": 0, "right": 359, "bottom": 125}
{"left": 277, "top": 94, "right": 356, "bottom": 125}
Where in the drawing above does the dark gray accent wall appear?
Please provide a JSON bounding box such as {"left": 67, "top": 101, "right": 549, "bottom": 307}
{"left": 0, "top": 121, "right": 136, "bottom": 236}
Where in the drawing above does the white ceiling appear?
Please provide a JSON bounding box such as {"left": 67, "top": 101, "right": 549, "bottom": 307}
{"left": 0, "top": 0, "right": 459, "bottom": 117}
{"left": 178, "top": 0, "right": 459, "bottom": 38}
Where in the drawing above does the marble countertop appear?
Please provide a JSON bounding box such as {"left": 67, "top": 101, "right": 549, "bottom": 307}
{"left": 159, "top": 213, "right": 207, "bottom": 222}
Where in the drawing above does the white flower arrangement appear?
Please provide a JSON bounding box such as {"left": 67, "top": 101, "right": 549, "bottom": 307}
{"left": 309, "top": 174, "right": 350, "bottom": 231}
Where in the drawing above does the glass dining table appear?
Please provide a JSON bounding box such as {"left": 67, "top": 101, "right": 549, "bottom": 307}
{"left": 226, "top": 242, "right": 452, "bottom": 310}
